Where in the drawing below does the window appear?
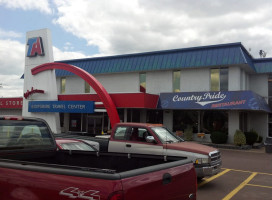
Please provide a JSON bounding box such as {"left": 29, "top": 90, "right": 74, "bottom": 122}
{"left": 0, "top": 120, "right": 54, "bottom": 149}
{"left": 147, "top": 110, "right": 163, "bottom": 124}
{"left": 151, "top": 127, "right": 181, "bottom": 143}
{"left": 85, "top": 81, "right": 90, "bottom": 93}
{"left": 220, "top": 68, "right": 228, "bottom": 91}
{"left": 173, "top": 71, "right": 181, "bottom": 92}
{"left": 114, "top": 127, "right": 128, "bottom": 140}
{"left": 201, "top": 111, "right": 228, "bottom": 134}
{"left": 61, "top": 77, "right": 66, "bottom": 94}
{"left": 113, "top": 126, "right": 150, "bottom": 142}
{"left": 127, "top": 109, "right": 140, "bottom": 122}
{"left": 129, "top": 127, "right": 150, "bottom": 142}
{"left": 210, "top": 69, "right": 220, "bottom": 91}
{"left": 210, "top": 68, "right": 228, "bottom": 91}
{"left": 139, "top": 73, "right": 146, "bottom": 93}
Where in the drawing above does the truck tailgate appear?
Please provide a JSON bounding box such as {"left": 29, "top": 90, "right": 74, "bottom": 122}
{"left": 0, "top": 166, "right": 123, "bottom": 200}
{"left": 120, "top": 162, "right": 196, "bottom": 200}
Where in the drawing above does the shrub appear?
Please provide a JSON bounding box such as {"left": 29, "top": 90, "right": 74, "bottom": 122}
{"left": 210, "top": 131, "right": 228, "bottom": 144}
{"left": 244, "top": 129, "right": 258, "bottom": 145}
{"left": 257, "top": 135, "right": 263, "bottom": 143}
{"left": 184, "top": 125, "right": 193, "bottom": 141}
{"left": 234, "top": 130, "right": 246, "bottom": 146}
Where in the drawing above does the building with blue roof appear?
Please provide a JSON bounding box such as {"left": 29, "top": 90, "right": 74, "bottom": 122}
{"left": 56, "top": 42, "right": 257, "bottom": 75}
{"left": 5, "top": 41, "right": 272, "bottom": 144}
{"left": 52, "top": 42, "right": 272, "bottom": 144}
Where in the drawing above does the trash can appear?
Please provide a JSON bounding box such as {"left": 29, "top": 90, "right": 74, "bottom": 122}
{"left": 264, "top": 137, "right": 272, "bottom": 153}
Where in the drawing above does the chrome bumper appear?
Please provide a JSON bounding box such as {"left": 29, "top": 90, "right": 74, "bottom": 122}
{"left": 195, "top": 161, "right": 222, "bottom": 178}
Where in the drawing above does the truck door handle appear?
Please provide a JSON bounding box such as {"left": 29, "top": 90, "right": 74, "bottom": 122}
{"left": 126, "top": 144, "right": 131, "bottom": 148}
{"left": 162, "top": 173, "right": 172, "bottom": 185}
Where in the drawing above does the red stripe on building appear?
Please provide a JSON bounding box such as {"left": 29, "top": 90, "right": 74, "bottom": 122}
{"left": 1, "top": 93, "right": 159, "bottom": 110}
{"left": 58, "top": 93, "right": 159, "bottom": 109}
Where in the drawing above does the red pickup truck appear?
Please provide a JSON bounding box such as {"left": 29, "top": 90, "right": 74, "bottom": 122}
{"left": 108, "top": 123, "right": 222, "bottom": 178}
{"left": 0, "top": 116, "right": 197, "bottom": 200}
{"left": 64, "top": 123, "right": 221, "bottom": 178}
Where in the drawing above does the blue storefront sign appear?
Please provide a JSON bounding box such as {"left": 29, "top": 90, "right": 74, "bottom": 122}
{"left": 157, "top": 91, "right": 271, "bottom": 112}
{"left": 29, "top": 101, "right": 94, "bottom": 113}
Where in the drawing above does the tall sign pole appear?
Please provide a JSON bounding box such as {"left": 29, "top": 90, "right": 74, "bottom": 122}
{"left": 23, "top": 29, "right": 61, "bottom": 133}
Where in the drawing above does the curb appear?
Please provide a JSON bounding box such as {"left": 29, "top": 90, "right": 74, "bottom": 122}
{"left": 200, "top": 142, "right": 264, "bottom": 150}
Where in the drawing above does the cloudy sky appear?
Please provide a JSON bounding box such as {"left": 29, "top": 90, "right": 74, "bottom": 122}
{"left": 1, "top": 0, "right": 272, "bottom": 97}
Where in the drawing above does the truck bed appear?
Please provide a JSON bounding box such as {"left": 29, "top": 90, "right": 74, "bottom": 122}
{"left": 0, "top": 117, "right": 197, "bottom": 200}
{"left": 0, "top": 150, "right": 190, "bottom": 179}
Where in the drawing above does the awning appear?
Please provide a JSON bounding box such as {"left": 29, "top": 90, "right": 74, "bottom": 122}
{"left": 157, "top": 91, "right": 271, "bottom": 112}
{"left": 58, "top": 93, "right": 159, "bottom": 109}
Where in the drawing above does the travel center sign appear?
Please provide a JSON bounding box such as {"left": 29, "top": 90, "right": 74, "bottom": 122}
{"left": 158, "top": 91, "right": 270, "bottom": 112}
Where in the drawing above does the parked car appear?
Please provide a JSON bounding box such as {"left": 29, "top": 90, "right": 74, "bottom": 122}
{"left": 56, "top": 138, "right": 98, "bottom": 151}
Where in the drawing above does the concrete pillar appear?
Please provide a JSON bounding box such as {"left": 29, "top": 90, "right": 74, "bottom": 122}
{"left": 23, "top": 29, "right": 60, "bottom": 133}
{"left": 140, "top": 109, "right": 147, "bottom": 123}
{"left": 228, "top": 111, "right": 240, "bottom": 144}
{"left": 163, "top": 110, "right": 173, "bottom": 131}
{"left": 228, "top": 67, "right": 241, "bottom": 91}
{"left": 61, "top": 113, "right": 69, "bottom": 133}
{"left": 124, "top": 108, "right": 128, "bottom": 122}
{"left": 249, "top": 112, "right": 268, "bottom": 138}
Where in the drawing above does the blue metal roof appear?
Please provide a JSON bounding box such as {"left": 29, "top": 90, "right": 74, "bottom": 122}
{"left": 53, "top": 42, "right": 264, "bottom": 76}
{"left": 253, "top": 58, "right": 272, "bottom": 73}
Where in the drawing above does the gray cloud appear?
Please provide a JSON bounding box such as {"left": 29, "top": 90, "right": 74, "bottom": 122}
{"left": 0, "top": 39, "right": 25, "bottom": 75}
{"left": 0, "top": 38, "right": 89, "bottom": 97}
{"left": 1, "top": 0, "right": 272, "bottom": 97}
{"left": 0, "top": 0, "right": 52, "bottom": 14}
{"left": 52, "top": 0, "right": 272, "bottom": 57}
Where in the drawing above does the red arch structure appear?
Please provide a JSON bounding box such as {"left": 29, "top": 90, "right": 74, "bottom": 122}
{"left": 31, "top": 62, "right": 120, "bottom": 127}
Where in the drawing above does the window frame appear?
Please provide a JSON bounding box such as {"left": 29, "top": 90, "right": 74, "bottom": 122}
{"left": 172, "top": 70, "right": 181, "bottom": 92}
{"left": 139, "top": 72, "right": 146, "bottom": 93}
{"left": 61, "top": 77, "right": 66, "bottom": 94}
{"left": 85, "top": 81, "right": 90, "bottom": 93}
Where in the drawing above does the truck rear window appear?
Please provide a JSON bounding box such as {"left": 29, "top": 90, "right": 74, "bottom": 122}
{"left": 0, "top": 120, "right": 54, "bottom": 150}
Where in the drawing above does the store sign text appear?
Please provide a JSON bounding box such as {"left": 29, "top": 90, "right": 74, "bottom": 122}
{"left": 158, "top": 91, "right": 270, "bottom": 112}
{"left": 26, "top": 37, "right": 44, "bottom": 57}
{"left": 28, "top": 101, "right": 94, "bottom": 113}
{"left": 173, "top": 92, "right": 226, "bottom": 106}
{"left": 24, "top": 87, "right": 45, "bottom": 99}
{"left": 211, "top": 100, "right": 246, "bottom": 108}
{"left": 0, "top": 98, "right": 23, "bottom": 109}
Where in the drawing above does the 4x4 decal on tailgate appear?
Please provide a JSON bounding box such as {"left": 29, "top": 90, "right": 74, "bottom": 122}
{"left": 59, "top": 187, "right": 100, "bottom": 200}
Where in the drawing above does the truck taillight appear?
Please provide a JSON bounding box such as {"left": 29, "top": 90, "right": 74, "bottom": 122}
{"left": 108, "top": 191, "right": 124, "bottom": 200}
{"left": 4, "top": 116, "right": 23, "bottom": 120}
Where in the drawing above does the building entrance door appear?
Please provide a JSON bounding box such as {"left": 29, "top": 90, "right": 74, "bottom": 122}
{"left": 87, "top": 115, "right": 104, "bottom": 135}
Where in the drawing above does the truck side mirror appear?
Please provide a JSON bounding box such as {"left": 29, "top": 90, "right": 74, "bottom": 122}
{"left": 146, "top": 136, "right": 156, "bottom": 143}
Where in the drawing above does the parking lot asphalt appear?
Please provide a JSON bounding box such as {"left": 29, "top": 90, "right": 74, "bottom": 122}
{"left": 197, "top": 147, "right": 272, "bottom": 200}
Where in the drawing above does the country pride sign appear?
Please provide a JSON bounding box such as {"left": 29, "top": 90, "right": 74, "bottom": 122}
{"left": 26, "top": 37, "right": 44, "bottom": 57}
{"left": 157, "top": 91, "right": 271, "bottom": 112}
